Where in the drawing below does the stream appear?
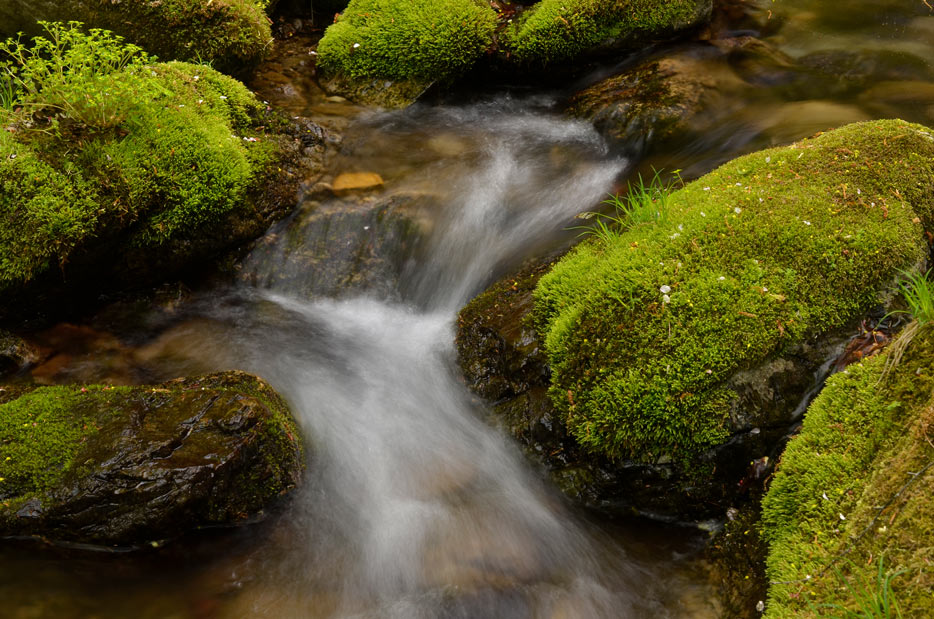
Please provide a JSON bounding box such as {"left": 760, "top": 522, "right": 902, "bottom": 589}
{"left": 3, "top": 0, "right": 934, "bottom": 617}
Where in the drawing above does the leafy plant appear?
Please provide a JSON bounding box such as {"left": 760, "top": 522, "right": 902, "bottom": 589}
{"left": 0, "top": 21, "right": 157, "bottom": 128}
{"left": 573, "top": 168, "right": 681, "bottom": 244}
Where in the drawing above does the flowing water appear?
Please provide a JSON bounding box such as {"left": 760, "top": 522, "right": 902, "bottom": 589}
{"left": 3, "top": 0, "right": 934, "bottom": 617}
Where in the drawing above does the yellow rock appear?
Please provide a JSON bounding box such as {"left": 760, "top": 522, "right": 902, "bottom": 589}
{"left": 332, "top": 172, "right": 384, "bottom": 192}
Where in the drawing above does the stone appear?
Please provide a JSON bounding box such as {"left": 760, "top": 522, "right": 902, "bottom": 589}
{"left": 331, "top": 172, "right": 385, "bottom": 192}
{"left": 0, "top": 371, "right": 304, "bottom": 547}
{"left": 0, "top": 330, "right": 38, "bottom": 378}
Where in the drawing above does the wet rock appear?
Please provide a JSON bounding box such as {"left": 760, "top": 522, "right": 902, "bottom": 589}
{"left": 332, "top": 172, "right": 385, "bottom": 193}
{"left": 566, "top": 45, "right": 747, "bottom": 154}
{"left": 240, "top": 192, "right": 430, "bottom": 300}
{"left": 28, "top": 324, "right": 135, "bottom": 386}
{"left": 456, "top": 255, "right": 851, "bottom": 520}
{"left": 796, "top": 49, "right": 934, "bottom": 99}
{"left": 0, "top": 371, "right": 304, "bottom": 547}
{"left": 0, "top": 330, "right": 38, "bottom": 378}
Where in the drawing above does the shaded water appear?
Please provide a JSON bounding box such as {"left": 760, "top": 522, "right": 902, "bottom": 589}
{"left": 4, "top": 1, "right": 934, "bottom": 617}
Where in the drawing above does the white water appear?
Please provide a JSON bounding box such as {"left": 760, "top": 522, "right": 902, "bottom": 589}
{"left": 200, "top": 101, "right": 713, "bottom": 617}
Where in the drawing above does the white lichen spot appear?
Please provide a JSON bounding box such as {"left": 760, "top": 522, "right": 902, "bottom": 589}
{"left": 662, "top": 294, "right": 671, "bottom": 304}
{"left": 803, "top": 220, "right": 811, "bottom": 226}
{"left": 734, "top": 207, "right": 742, "bottom": 214}
{"left": 660, "top": 285, "right": 671, "bottom": 294}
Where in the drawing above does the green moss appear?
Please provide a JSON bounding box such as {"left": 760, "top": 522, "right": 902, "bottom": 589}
{"left": 760, "top": 328, "right": 934, "bottom": 617}
{"left": 0, "top": 0, "right": 272, "bottom": 70}
{"left": 533, "top": 120, "right": 934, "bottom": 464}
{"left": 503, "top": 0, "right": 706, "bottom": 64}
{"left": 0, "top": 26, "right": 281, "bottom": 290}
{"left": 316, "top": 0, "right": 497, "bottom": 83}
{"left": 0, "top": 386, "right": 130, "bottom": 500}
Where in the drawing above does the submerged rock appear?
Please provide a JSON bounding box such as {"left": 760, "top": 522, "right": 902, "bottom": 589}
{"left": 567, "top": 44, "right": 746, "bottom": 154}
{"left": 0, "top": 371, "right": 304, "bottom": 547}
{"left": 240, "top": 192, "right": 429, "bottom": 300}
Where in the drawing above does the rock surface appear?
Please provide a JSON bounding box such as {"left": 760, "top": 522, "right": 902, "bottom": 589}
{"left": 0, "top": 371, "right": 304, "bottom": 546}
{"left": 0, "top": 330, "right": 38, "bottom": 378}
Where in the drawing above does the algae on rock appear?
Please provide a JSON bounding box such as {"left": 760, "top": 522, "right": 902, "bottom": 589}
{"left": 0, "top": 371, "right": 304, "bottom": 546}
{"left": 533, "top": 119, "right": 934, "bottom": 465}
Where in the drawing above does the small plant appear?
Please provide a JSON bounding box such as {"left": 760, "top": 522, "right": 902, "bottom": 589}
{"left": 0, "top": 21, "right": 157, "bottom": 129}
{"left": 879, "top": 269, "right": 934, "bottom": 382}
{"left": 573, "top": 168, "right": 681, "bottom": 244}
{"left": 808, "top": 558, "right": 905, "bottom": 618}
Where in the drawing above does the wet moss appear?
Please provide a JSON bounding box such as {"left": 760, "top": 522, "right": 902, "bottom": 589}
{"left": 503, "top": 0, "right": 709, "bottom": 64}
{"left": 760, "top": 328, "right": 934, "bottom": 617}
{"left": 533, "top": 120, "right": 934, "bottom": 465}
{"left": 0, "top": 386, "right": 129, "bottom": 500}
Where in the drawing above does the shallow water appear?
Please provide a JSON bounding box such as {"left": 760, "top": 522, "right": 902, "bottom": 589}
{"left": 4, "top": 1, "right": 934, "bottom": 617}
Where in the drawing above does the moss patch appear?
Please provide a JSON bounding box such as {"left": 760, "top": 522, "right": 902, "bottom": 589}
{"left": 316, "top": 0, "right": 497, "bottom": 85}
{"left": 0, "top": 386, "right": 129, "bottom": 500}
{"left": 0, "top": 0, "right": 273, "bottom": 71}
{"left": 502, "top": 0, "right": 708, "bottom": 64}
{"left": 533, "top": 120, "right": 934, "bottom": 465}
{"left": 760, "top": 328, "right": 934, "bottom": 617}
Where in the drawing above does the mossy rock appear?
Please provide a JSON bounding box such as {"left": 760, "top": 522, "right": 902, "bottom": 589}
{"left": 315, "top": 0, "right": 498, "bottom": 107}
{"left": 501, "top": 0, "right": 712, "bottom": 65}
{"left": 0, "top": 371, "right": 304, "bottom": 547}
{"left": 534, "top": 119, "right": 934, "bottom": 469}
{"left": 457, "top": 253, "right": 844, "bottom": 519}
{"left": 0, "top": 0, "right": 273, "bottom": 72}
{"left": 315, "top": 0, "right": 712, "bottom": 105}
{"left": 759, "top": 326, "right": 934, "bottom": 617}
{"left": 0, "top": 27, "right": 326, "bottom": 323}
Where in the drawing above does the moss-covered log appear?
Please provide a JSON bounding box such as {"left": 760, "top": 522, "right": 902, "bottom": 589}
{"left": 0, "top": 371, "right": 304, "bottom": 547}
{"left": 533, "top": 119, "right": 934, "bottom": 465}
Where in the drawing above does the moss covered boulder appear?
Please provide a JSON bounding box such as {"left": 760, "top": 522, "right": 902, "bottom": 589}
{"left": 0, "top": 24, "right": 324, "bottom": 323}
{"left": 458, "top": 119, "right": 934, "bottom": 517}
{"left": 0, "top": 371, "right": 304, "bottom": 547}
{"left": 502, "top": 0, "right": 711, "bottom": 65}
{"left": 0, "top": 1, "right": 273, "bottom": 71}
{"left": 315, "top": 0, "right": 712, "bottom": 106}
{"left": 760, "top": 326, "right": 934, "bottom": 617}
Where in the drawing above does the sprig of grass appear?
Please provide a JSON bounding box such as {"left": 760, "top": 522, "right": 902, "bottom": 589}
{"left": 572, "top": 168, "right": 681, "bottom": 244}
{"left": 879, "top": 268, "right": 934, "bottom": 383}
{"left": 808, "top": 558, "right": 905, "bottom": 618}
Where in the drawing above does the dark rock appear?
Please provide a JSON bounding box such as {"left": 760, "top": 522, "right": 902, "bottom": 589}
{"left": 456, "top": 256, "right": 850, "bottom": 521}
{"left": 566, "top": 44, "right": 747, "bottom": 155}
{"left": 0, "top": 330, "right": 38, "bottom": 378}
{"left": 240, "top": 192, "right": 429, "bottom": 300}
{"left": 0, "top": 371, "right": 304, "bottom": 547}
